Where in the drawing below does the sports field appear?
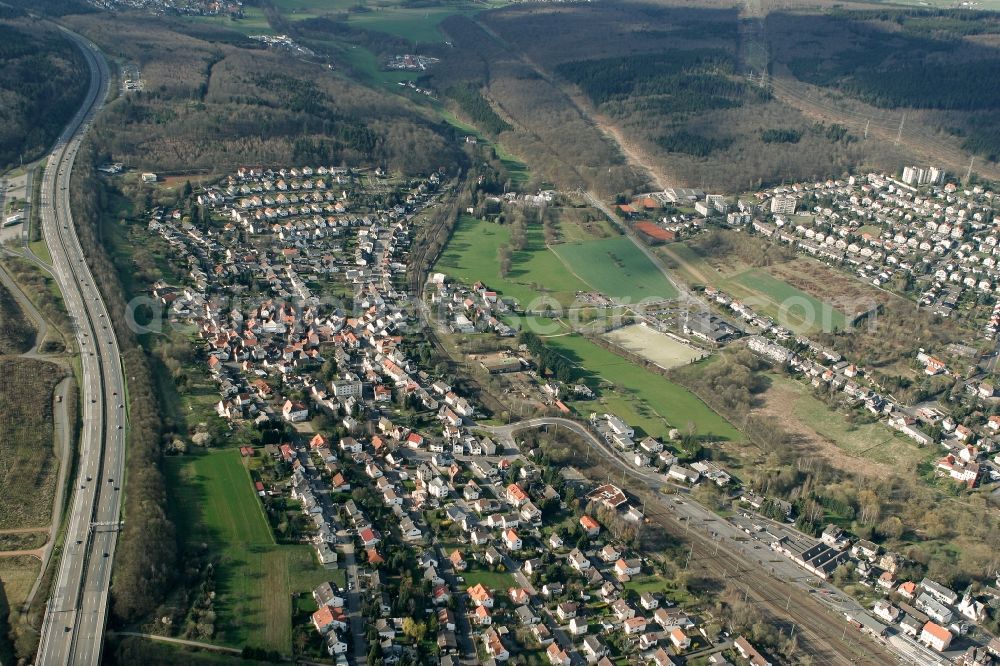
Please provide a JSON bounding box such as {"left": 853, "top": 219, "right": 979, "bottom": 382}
{"left": 167, "top": 449, "right": 337, "bottom": 653}
{"left": 723, "top": 269, "right": 847, "bottom": 333}
{"left": 547, "top": 333, "right": 741, "bottom": 441}
{"left": 552, "top": 237, "right": 679, "bottom": 303}
{"left": 602, "top": 324, "right": 706, "bottom": 369}
{"left": 435, "top": 216, "right": 589, "bottom": 306}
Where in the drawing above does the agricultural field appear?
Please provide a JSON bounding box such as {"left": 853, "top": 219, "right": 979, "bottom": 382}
{"left": 278, "top": 0, "right": 503, "bottom": 43}
{"left": 547, "top": 333, "right": 741, "bottom": 442}
{"left": 0, "top": 358, "right": 66, "bottom": 529}
{"left": 551, "top": 237, "right": 679, "bottom": 303}
{"left": 602, "top": 324, "right": 707, "bottom": 370}
{"left": 165, "top": 449, "right": 335, "bottom": 653}
{"left": 435, "top": 215, "right": 590, "bottom": 306}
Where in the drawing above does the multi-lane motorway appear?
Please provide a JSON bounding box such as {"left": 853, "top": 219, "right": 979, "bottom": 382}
{"left": 34, "top": 27, "right": 127, "bottom": 666}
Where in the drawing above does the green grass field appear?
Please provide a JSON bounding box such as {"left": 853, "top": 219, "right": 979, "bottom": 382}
{"left": 440, "top": 110, "right": 530, "bottom": 189}
{"left": 436, "top": 217, "right": 737, "bottom": 440}
{"left": 435, "top": 215, "right": 589, "bottom": 306}
{"left": 181, "top": 7, "right": 275, "bottom": 35}
{"left": 333, "top": 43, "right": 418, "bottom": 86}
{"left": 166, "top": 449, "right": 337, "bottom": 653}
{"left": 723, "top": 269, "right": 847, "bottom": 333}
{"left": 549, "top": 334, "right": 741, "bottom": 441}
{"left": 551, "top": 237, "right": 678, "bottom": 303}
{"left": 462, "top": 568, "right": 516, "bottom": 591}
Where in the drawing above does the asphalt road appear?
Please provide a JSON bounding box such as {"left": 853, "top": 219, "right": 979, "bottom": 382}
{"left": 481, "top": 417, "right": 900, "bottom": 665}
{"left": 33, "top": 26, "right": 126, "bottom": 666}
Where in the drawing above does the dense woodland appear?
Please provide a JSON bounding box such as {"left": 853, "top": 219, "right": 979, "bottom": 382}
{"left": 0, "top": 21, "right": 88, "bottom": 171}
{"left": 555, "top": 49, "right": 754, "bottom": 108}
{"left": 767, "top": 9, "right": 1000, "bottom": 165}
{"left": 445, "top": 83, "right": 511, "bottom": 137}
{"left": 66, "top": 14, "right": 461, "bottom": 176}
{"left": 475, "top": 2, "right": 902, "bottom": 190}
{"left": 426, "top": 15, "right": 649, "bottom": 196}
{"left": 0, "top": 282, "right": 34, "bottom": 355}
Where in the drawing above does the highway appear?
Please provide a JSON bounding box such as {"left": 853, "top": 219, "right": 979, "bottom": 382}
{"left": 33, "top": 26, "right": 127, "bottom": 666}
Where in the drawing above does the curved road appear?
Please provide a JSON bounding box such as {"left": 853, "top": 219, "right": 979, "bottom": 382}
{"left": 34, "top": 26, "right": 127, "bottom": 666}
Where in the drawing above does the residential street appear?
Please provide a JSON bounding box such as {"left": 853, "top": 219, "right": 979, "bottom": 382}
{"left": 336, "top": 534, "right": 367, "bottom": 666}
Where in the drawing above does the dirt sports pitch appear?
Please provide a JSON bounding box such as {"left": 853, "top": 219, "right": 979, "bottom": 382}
{"left": 602, "top": 324, "right": 706, "bottom": 369}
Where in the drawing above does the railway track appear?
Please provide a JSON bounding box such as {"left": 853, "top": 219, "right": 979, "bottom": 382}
{"left": 488, "top": 417, "right": 898, "bottom": 666}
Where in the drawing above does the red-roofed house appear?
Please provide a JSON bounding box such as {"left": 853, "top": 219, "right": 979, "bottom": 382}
{"left": 359, "top": 527, "right": 380, "bottom": 547}
{"left": 506, "top": 483, "right": 529, "bottom": 507}
{"left": 920, "top": 621, "right": 952, "bottom": 652}
{"left": 898, "top": 581, "right": 917, "bottom": 599}
{"left": 468, "top": 583, "right": 494, "bottom": 608}
{"left": 312, "top": 605, "right": 337, "bottom": 634}
{"left": 580, "top": 515, "right": 600, "bottom": 537}
{"left": 669, "top": 627, "right": 690, "bottom": 650}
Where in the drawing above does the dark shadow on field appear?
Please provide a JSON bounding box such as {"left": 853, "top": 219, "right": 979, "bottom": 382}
{"left": 0, "top": 578, "right": 14, "bottom": 665}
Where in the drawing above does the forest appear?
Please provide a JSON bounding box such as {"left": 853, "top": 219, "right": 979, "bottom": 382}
{"left": 65, "top": 13, "right": 461, "bottom": 176}
{"left": 768, "top": 9, "right": 1000, "bottom": 164}
{"left": 446, "top": 83, "right": 511, "bottom": 137}
{"left": 656, "top": 130, "right": 733, "bottom": 158}
{"left": 760, "top": 128, "right": 802, "bottom": 144}
{"left": 0, "top": 22, "right": 88, "bottom": 170}
{"left": 474, "top": 2, "right": 897, "bottom": 191}
{"left": 555, "top": 49, "right": 754, "bottom": 110}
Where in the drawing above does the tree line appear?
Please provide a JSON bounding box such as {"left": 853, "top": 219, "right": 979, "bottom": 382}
{"left": 70, "top": 142, "right": 177, "bottom": 624}
{"left": 520, "top": 331, "right": 576, "bottom": 383}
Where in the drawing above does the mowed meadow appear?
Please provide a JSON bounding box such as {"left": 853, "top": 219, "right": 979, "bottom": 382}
{"left": 551, "top": 237, "right": 678, "bottom": 302}
{"left": 165, "top": 448, "right": 336, "bottom": 653}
